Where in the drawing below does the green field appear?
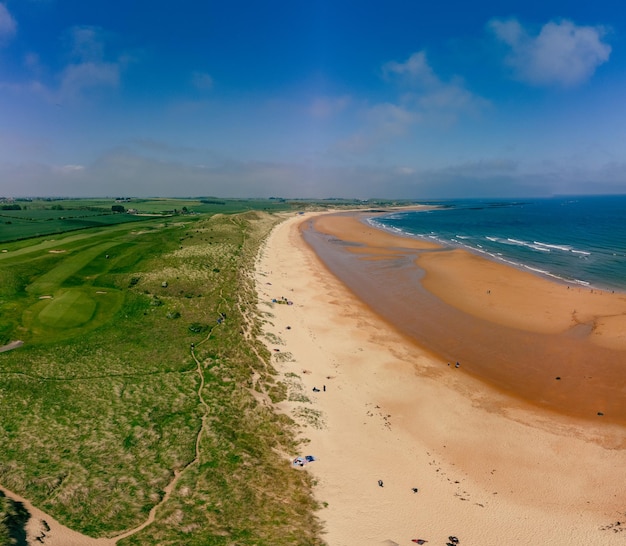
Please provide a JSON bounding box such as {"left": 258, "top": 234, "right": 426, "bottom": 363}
{"left": 0, "top": 200, "right": 332, "bottom": 544}
{"left": 0, "top": 196, "right": 406, "bottom": 244}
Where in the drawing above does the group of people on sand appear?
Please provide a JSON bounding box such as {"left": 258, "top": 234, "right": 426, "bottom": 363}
{"left": 271, "top": 296, "right": 293, "bottom": 305}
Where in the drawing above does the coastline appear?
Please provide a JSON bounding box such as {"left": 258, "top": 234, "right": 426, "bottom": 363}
{"left": 302, "top": 211, "right": 626, "bottom": 425}
{"left": 256, "top": 210, "right": 626, "bottom": 545}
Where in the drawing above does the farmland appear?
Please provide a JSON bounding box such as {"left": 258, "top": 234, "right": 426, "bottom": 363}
{"left": 0, "top": 197, "right": 306, "bottom": 244}
{"left": 0, "top": 200, "right": 329, "bottom": 544}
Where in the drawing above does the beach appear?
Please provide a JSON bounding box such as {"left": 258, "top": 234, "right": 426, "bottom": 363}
{"left": 256, "top": 210, "right": 626, "bottom": 545}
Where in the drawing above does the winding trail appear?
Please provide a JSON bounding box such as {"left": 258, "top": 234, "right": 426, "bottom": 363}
{"left": 111, "top": 289, "right": 225, "bottom": 543}
{"left": 0, "top": 293, "right": 226, "bottom": 545}
{"left": 0, "top": 215, "right": 275, "bottom": 545}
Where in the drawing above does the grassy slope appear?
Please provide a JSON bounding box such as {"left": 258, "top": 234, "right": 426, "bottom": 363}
{"left": 0, "top": 211, "right": 322, "bottom": 544}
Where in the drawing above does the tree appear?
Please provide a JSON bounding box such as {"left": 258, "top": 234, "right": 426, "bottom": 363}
{"left": 111, "top": 205, "right": 126, "bottom": 213}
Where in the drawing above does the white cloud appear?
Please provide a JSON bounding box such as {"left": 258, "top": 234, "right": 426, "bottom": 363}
{"left": 52, "top": 164, "right": 85, "bottom": 174}
{"left": 0, "top": 3, "right": 16, "bottom": 40}
{"left": 489, "top": 18, "right": 611, "bottom": 87}
{"left": 192, "top": 71, "right": 214, "bottom": 91}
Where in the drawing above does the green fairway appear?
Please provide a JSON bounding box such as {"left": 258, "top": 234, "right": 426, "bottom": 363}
{"left": 26, "top": 241, "right": 119, "bottom": 296}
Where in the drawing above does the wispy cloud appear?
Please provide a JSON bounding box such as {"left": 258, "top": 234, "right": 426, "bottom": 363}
{"left": 364, "top": 102, "right": 419, "bottom": 136}
{"left": 0, "top": 25, "right": 125, "bottom": 103}
{"left": 59, "top": 61, "right": 120, "bottom": 100}
{"left": 0, "top": 2, "right": 16, "bottom": 41}
{"left": 67, "top": 26, "right": 106, "bottom": 62}
{"left": 337, "top": 51, "right": 488, "bottom": 155}
{"left": 57, "top": 26, "right": 123, "bottom": 101}
{"left": 309, "top": 95, "right": 351, "bottom": 119}
{"left": 192, "top": 71, "right": 214, "bottom": 91}
{"left": 2, "top": 146, "right": 623, "bottom": 200}
{"left": 489, "top": 18, "right": 611, "bottom": 87}
{"left": 382, "top": 51, "right": 438, "bottom": 88}
{"left": 382, "top": 51, "right": 489, "bottom": 119}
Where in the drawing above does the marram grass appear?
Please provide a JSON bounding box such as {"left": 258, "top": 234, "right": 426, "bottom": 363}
{"left": 0, "top": 210, "right": 323, "bottom": 545}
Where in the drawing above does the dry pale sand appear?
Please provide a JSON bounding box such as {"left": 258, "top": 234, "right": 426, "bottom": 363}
{"left": 256, "top": 212, "right": 626, "bottom": 546}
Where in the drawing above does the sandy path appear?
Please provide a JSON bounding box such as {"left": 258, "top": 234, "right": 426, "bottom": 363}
{"left": 0, "top": 485, "right": 115, "bottom": 546}
{"left": 255, "top": 213, "right": 626, "bottom": 546}
{"left": 0, "top": 340, "right": 23, "bottom": 353}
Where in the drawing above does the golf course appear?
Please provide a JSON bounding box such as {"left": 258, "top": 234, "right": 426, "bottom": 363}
{"left": 0, "top": 197, "right": 345, "bottom": 545}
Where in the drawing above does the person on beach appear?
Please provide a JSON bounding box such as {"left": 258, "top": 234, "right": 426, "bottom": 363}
{"left": 378, "top": 479, "right": 383, "bottom": 487}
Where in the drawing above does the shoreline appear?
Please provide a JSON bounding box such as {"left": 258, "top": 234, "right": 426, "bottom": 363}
{"left": 255, "top": 211, "right": 626, "bottom": 545}
{"left": 301, "top": 211, "right": 626, "bottom": 426}
{"left": 360, "top": 206, "right": 626, "bottom": 295}
{"left": 366, "top": 213, "right": 626, "bottom": 296}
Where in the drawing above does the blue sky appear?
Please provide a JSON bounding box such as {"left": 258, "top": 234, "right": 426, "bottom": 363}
{"left": 0, "top": 1, "right": 625, "bottom": 198}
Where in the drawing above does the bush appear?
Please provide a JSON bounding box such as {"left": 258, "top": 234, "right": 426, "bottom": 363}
{"left": 188, "top": 322, "right": 208, "bottom": 333}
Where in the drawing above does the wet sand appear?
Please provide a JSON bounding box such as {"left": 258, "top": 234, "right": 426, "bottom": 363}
{"left": 303, "top": 212, "right": 626, "bottom": 426}
{"left": 256, "top": 210, "right": 626, "bottom": 545}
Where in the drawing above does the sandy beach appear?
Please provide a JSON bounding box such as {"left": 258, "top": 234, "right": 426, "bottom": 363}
{"left": 256, "top": 211, "right": 626, "bottom": 545}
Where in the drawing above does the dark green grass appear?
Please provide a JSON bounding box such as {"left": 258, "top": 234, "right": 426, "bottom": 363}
{"left": 0, "top": 210, "right": 323, "bottom": 544}
{"left": 0, "top": 211, "right": 149, "bottom": 243}
{"left": 0, "top": 209, "right": 117, "bottom": 220}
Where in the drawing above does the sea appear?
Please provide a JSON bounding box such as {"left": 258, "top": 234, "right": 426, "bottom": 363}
{"left": 369, "top": 195, "right": 626, "bottom": 293}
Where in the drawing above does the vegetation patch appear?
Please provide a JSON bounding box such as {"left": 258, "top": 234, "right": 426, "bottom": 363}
{"left": 292, "top": 407, "right": 326, "bottom": 430}
{"left": 0, "top": 202, "right": 345, "bottom": 545}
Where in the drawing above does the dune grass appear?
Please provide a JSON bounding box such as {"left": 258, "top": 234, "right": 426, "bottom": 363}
{"left": 0, "top": 210, "right": 323, "bottom": 544}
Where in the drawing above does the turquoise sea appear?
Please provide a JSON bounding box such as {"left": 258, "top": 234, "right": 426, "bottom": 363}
{"left": 370, "top": 195, "right": 626, "bottom": 292}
